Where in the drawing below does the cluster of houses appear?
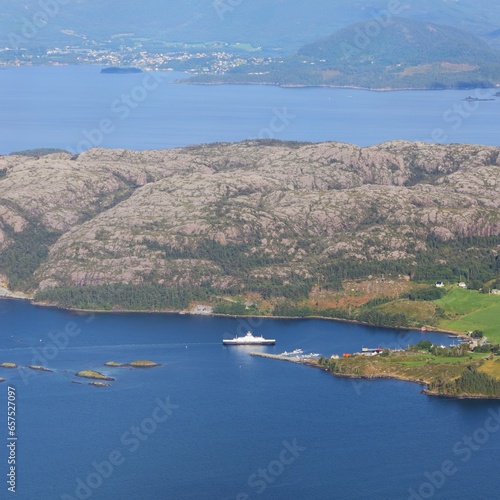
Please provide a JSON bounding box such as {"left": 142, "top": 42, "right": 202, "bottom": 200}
{"left": 331, "top": 338, "right": 491, "bottom": 360}
{"left": 330, "top": 347, "right": 404, "bottom": 360}
{"left": 435, "top": 281, "right": 467, "bottom": 288}
{"left": 436, "top": 281, "right": 500, "bottom": 293}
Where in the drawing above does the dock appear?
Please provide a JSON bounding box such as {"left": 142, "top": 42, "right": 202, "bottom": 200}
{"left": 250, "top": 352, "right": 318, "bottom": 365}
{"left": 361, "top": 347, "right": 383, "bottom": 353}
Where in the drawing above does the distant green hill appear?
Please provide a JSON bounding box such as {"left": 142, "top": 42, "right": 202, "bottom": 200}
{"left": 298, "top": 17, "right": 500, "bottom": 88}
{"left": 301, "top": 17, "right": 499, "bottom": 66}
{"left": 191, "top": 18, "right": 500, "bottom": 89}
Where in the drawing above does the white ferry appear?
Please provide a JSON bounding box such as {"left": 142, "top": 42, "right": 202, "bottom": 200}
{"left": 223, "top": 331, "right": 275, "bottom": 346}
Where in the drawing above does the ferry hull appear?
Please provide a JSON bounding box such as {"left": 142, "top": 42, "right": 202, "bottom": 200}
{"left": 223, "top": 331, "right": 275, "bottom": 346}
{"left": 223, "top": 339, "right": 275, "bottom": 345}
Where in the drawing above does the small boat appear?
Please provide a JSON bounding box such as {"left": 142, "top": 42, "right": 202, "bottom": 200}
{"left": 279, "top": 349, "right": 304, "bottom": 356}
{"left": 223, "top": 331, "right": 275, "bottom": 346}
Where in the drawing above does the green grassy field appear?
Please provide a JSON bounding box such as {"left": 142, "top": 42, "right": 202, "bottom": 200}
{"left": 379, "top": 299, "right": 437, "bottom": 323}
{"left": 436, "top": 288, "right": 500, "bottom": 343}
{"left": 399, "top": 352, "right": 486, "bottom": 367}
{"left": 227, "top": 43, "right": 261, "bottom": 52}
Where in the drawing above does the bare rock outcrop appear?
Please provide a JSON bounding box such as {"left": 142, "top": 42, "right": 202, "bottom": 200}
{"left": 0, "top": 140, "right": 499, "bottom": 291}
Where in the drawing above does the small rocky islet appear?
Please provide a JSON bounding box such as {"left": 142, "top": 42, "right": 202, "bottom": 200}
{"left": 28, "top": 365, "right": 53, "bottom": 372}
{"left": 104, "top": 360, "right": 161, "bottom": 368}
{"left": 0, "top": 360, "right": 160, "bottom": 386}
{"left": 75, "top": 360, "right": 160, "bottom": 387}
{"left": 0, "top": 362, "right": 18, "bottom": 369}
{"left": 0, "top": 362, "right": 52, "bottom": 382}
{"left": 75, "top": 370, "right": 115, "bottom": 381}
{"left": 1, "top": 362, "right": 53, "bottom": 371}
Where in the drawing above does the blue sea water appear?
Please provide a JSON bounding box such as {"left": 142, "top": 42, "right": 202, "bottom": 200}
{"left": 1, "top": 65, "right": 500, "bottom": 499}
{"left": 1, "top": 299, "right": 500, "bottom": 500}
{"left": 0, "top": 65, "right": 499, "bottom": 155}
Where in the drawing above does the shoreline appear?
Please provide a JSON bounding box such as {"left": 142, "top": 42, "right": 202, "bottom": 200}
{"left": 422, "top": 390, "right": 500, "bottom": 400}
{"left": 0, "top": 286, "right": 33, "bottom": 301}
{"left": 2, "top": 64, "right": 491, "bottom": 92}
{"left": 3, "top": 291, "right": 490, "bottom": 398}
{"left": 1, "top": 292, "right": 467, "bottom": 339}
{"left": 182, "top": 79, "right": 476, "bottom": 92}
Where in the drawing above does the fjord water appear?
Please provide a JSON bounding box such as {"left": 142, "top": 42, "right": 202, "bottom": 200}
{"left": 1, "top": 65, "right": 500, "bottom": 154}
{"left": 2, "top": 65, "right": 500, "bottom": 499}
{"left": 1, "top": 298, "right": 500, "bottom": 500}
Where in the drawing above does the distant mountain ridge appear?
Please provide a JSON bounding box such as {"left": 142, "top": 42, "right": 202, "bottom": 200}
{"left": 189, "top": 18, "right": 500, "bottom": 89}
{"left": 1, "top": 0, "right": 500, "bottom": 52}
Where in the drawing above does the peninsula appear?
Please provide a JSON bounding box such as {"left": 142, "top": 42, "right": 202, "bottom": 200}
{"left": 252, "top": 341, "right": 500, "bottom": 399}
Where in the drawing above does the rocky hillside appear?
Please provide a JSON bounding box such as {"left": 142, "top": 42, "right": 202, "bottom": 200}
{"left": 1, "top": 140, "right": 500, "bottom": 302}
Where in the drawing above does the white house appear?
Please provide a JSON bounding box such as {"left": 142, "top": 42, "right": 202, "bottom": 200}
{"left": 458, "top": 282, "right": 467, "bottom": 289}
{"left": 435, "top": 281, "right": 444, "bottom": 288}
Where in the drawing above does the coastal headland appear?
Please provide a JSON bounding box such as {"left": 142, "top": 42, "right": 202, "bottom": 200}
{"left": 251, "top": 344, "right": 500, "bottom": 400}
